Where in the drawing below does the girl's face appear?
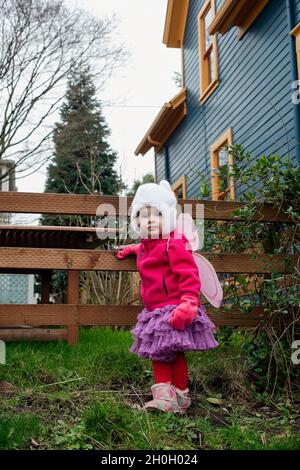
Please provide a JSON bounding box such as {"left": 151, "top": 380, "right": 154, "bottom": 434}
{"left": 137, "top": 205, "right": 163, "bottom": 238}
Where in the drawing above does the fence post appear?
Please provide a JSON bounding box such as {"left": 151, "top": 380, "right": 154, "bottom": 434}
{"left": 41, "top": 270, "right": 51, "bottom": 304}
{"left": 67, "top": 270, "right": 79, "bottom": 345}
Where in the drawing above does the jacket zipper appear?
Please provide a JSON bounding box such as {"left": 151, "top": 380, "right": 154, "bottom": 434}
{"left": 162, "top": 275, "right": 168, "bottom": 295}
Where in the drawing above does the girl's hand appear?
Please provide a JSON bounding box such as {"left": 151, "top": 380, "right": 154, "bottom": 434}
{"left": 168, "top": 294, "right": 199, "bottom": 330}
{"left": 116, "top": 244, "right": 140, "bottom": 259}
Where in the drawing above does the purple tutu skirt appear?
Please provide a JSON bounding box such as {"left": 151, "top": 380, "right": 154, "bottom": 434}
{"left": 130, "top": 303, "right": 219, "bottom": 362}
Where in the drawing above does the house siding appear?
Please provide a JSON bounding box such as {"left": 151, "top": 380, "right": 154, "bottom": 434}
{"left": 295, "top": 0, "right": 300, "bottom": 24}
{"left": 155, "top": 0, "right": 299, "bottom": 199}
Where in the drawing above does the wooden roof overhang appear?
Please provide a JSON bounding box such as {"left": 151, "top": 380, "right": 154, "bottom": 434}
{"left": 134, "top": 88, "right": 187, "bottom": 156}
{"left": 207, "top": 0, "right": 270, "bottom": 38}
{"left": 163, "top": 0, "right": 190, "bottom": 48}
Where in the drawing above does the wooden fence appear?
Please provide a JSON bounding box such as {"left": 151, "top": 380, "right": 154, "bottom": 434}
{"left": 0, "top": 191, "right": 298, "bottom": 345}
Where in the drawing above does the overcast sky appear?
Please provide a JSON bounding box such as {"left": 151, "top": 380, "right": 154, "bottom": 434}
{"left": 17, "top": 0, "right": 181, "bottom": 194}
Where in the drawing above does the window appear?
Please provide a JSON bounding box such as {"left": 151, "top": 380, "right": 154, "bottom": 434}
{"left": 172, "top": 175, "right": 187, "bottom": 199}
{"left": 210, "top": 128, "right": 235, "bottom": 201}
{"left": 198, "top": 0, "right": 219, "bottom": 103}
{"left": 290, "top": 23, "right": 300, "bottom": 79}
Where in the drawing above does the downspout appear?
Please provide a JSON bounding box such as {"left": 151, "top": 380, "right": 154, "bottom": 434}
{"left": 164, "top": 144, "right": 171, "bottom": 181}
{"left": 286, "top": 0, "right": 300, "bottom": 165}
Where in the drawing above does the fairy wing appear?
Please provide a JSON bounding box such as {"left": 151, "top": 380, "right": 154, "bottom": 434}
{"left": 173, "top": 213, "right": 223, "bottom": 308}
{"left": 192, "top": 252, "right": 223, "bottom": 308}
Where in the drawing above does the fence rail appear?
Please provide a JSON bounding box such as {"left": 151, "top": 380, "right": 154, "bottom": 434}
{"left": 0, "top": 191, "right": 294, "bottom": 221}
{"left": 0, "top": 304, "right": 269, "bottom": 330}
{"left": 0, "top": 248, "right": 297, "bottom": 273}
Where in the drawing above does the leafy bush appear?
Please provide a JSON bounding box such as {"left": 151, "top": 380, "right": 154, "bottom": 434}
{"left": 197, "top": 144, "right": 300, "bottom": 399}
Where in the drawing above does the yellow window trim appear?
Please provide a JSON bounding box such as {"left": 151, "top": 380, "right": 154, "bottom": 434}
{"left": 237, "top": 0, "right": 269, "bottom": 39}
{"left": 198, "top": 0, "right": 219, "bottom": 104}
{"left": 210, "top": 128, "right": 235, "bottom": 201}
{"left": 172, "top": 175, "right": 187, "bottom": 199}
{"left": 200, "top": 78, "right": 220, "bottom": 104}
{"left": 181, "top": 42, "right": 185, "bottom": 88}
{"left": 208, "top": 0, "right": 270, "bottom": 40}
{"left": 290, "top": 23, "right": 300, "bottom": 79}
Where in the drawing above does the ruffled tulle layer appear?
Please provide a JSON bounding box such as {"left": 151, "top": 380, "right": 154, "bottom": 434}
{"left": 130, "top": 303, "right": 219, "bottom": 362}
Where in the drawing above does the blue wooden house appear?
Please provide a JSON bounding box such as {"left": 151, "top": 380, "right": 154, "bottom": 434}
{"left": 134, "top": 0, "right": 300, "bottom": 201}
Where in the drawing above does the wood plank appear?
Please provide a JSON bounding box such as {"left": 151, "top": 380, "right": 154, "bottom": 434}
{"left": 0, "top": 247, "right": 298, "bottom": 273}
{"left": 0, "top": 191, "right": 293, "bottom": 222}
{"left": 0, "top": 328, "right": 68, "bottom": 341}
{"left": 0, "top": 192, "right": 131, "bottom": 216}
{"left": 0, "top": 304, "right": 270, "bottom": 328}
{"left": 0, "top": 224, "right": 122, "bottom": 233}
{"left": 0, "top": 304, "right": 79, "bottom": 325}
{"left": 78, "top": 305, "right": 269, "bottom": 328}
{"left": 78, "top": 305, "right": 141, "bottom": 326}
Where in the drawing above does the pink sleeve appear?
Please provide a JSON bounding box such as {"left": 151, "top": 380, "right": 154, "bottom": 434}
{"left": 168, "top": 235, "right": 201, "bottom": 300}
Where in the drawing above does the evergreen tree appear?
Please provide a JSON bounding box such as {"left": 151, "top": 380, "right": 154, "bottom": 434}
{"left": 41, "top": 64, "right": 124, "bottom": 226}
{"left": 126, "top": 173, "right": 155, "bottom": 197}
{"left": 39, "top": 65, "right": 125, "bottom": 302}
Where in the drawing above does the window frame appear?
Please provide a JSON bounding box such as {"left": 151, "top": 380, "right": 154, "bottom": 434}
{"left": 198, "top": 0, "right": 219, "bottom": 104}
{"left": 172, "top": 175, "right": 187, "bottom": 199}
{"left": 210, "top": 128, "right": 235, "bottom": 201}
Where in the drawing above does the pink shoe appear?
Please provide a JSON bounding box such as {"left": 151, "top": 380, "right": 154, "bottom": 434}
{"left": 174, "top": 387, "right": 191, "bottom": 414}
{"left": 144, "top": 382, "right": 181, "bottom": 413}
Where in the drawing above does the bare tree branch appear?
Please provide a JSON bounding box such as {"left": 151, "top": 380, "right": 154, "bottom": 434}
{"left": 0, "top": 0, "right": 127, "bottom": 182}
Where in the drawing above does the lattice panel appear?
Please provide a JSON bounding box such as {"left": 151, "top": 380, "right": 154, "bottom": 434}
{"left": 0, "top": 274, "right": 33, "bottom": 304}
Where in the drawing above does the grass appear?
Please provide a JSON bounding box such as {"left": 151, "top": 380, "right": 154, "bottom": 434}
{"left": 0, "top": 327, "right": 300, "bottom": 450}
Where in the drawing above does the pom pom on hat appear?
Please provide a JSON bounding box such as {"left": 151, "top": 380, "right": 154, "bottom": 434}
{"left": 130, "top": 180, "right": 178, "bottom": 237}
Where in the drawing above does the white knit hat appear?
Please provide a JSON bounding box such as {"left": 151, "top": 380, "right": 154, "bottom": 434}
{"left": 130, "top": 180, "right": 178, "bottom": 237}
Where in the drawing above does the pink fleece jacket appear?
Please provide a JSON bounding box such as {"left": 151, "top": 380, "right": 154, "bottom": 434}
{"left": 136, "top": 230, "right": 201, "bottom": 311}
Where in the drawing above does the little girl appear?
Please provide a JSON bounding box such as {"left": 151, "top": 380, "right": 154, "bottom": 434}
{"left": 116, "top": 180, "right": 219, "bottom": 413}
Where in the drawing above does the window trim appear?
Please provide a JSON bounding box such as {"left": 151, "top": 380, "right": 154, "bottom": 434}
{"left": 237, "top": 0, "right": 269, "bottom": 39}
{"left": 207, "top": 0, "right": 270, "bottom": 40}
{"left": 198, "top": 0, "right": 219, "bottom": 104}
{"left": 210, "top": 128, "right": 235, "bottom": 201}
{"left": 172, "top": 175, "right": 187, "bottom": 199}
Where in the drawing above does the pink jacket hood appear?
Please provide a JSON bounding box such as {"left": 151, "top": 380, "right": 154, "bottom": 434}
{"left": 136, "top": 230, "right": 201, "bottom": 311}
